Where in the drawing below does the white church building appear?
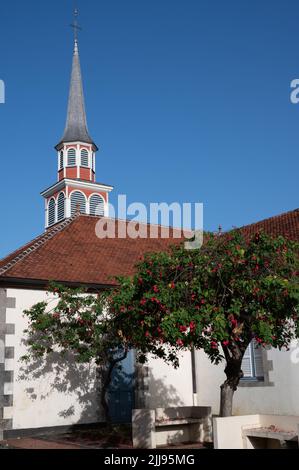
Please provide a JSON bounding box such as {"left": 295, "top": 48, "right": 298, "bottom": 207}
{"left": 0, "top": 31, "right": 298, "bottom": 438}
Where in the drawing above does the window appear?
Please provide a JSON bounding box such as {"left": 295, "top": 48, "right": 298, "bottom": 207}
{"left": 241, "top": 342, "right": 264, "bottom": 380}
{"left": 59, "top": 151, "right": 64, "bottom": 170}
{"left": 81, "top": 149, "right": 89, "bottom": 167}
{"left": 89, "top": 194, "right": 104, "bottom": 216}
{"left": 57, "top": 192, "right": 65, "bottom": 222}
{"left": 48, "top": 198, "right": 56, "bottom": 226}
{"left": 70, "top": 191, "right": 86, "bottom": 215}
{"left": 67, "top": 148, "right": 76, "bottom": 166}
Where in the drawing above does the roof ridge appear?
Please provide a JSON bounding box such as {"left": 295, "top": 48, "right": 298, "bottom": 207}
{"left": 0, "top": 215, "right": 78, "bottom": 276}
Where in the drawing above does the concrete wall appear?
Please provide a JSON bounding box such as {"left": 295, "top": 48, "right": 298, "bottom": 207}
{"left": 214, "top": 414, "right": 299, "bottom": 449}
{"left": 195, "top": 344, "right": 299, "bottom": 417}
{"left": 3, "top": 288, "right": 102, "bottom": 431}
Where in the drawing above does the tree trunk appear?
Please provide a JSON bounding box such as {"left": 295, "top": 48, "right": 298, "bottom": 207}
{"left": 219, "top": 357, "right": 243, "bottom": 417}
{"left": 99, "top": 348, "right": 128, "bottom": 425}
{"left": 220, "top": 382, "right": 235, "bottom": 417}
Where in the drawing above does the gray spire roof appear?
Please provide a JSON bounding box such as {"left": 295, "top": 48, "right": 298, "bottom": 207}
{"left": 56, "top": 40, "right": 97, "bottom": 149}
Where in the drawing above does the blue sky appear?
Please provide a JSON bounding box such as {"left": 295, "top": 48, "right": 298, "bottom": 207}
{"left": 0, "top": 0, "right": 298, "bottom": 258}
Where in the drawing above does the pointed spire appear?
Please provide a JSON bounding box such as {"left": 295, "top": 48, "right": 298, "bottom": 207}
{"left": 56, "top": 36, "right": 97, "bottom": 149}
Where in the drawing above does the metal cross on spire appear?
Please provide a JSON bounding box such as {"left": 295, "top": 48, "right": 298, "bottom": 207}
{"left": 70, "top": 8, "right": 82, "bottom": 43}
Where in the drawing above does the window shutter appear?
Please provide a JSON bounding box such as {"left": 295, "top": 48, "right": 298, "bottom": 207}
{"left": 242, "top": 344, "right": 253, "bottom": 378}
{"left": 89, "top": 194, "right": 104, "bottom": 216}
{"left": 81, "top": 149, "right": 89, "bottom": 167}
{"left": 253, "top": 343, "right": 264, "bottom": 379}
{"left": 71, "top": 191, "right": 86, "bottom": 215}
{"left": 48, "top": 199, "right": 56, "bottom": 226}
{"left": 59, "top": 151, "right": 64, "bottom": 170}
{"left": 57, "top": 192, "right": 65, "bottom": 222}
{"left": 67, "top": 148, "right": 76, "bottom": 166}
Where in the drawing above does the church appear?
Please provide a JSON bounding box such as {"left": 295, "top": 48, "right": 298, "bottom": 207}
{"left": 0, "top": 29, "right": 299, "bottom": 439}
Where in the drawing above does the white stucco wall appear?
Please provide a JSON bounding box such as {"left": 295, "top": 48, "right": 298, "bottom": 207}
{"left": 4, "top": 288, "right": 195, "bottom": 431}
{"left": 195, "top": 343, "right": 299, "bottom": 417}
{"left": 147, "top": 351, "right": 194, "bottom": 409}
{"left": 5, "top": 288, "right": 102, "bottom": 430}
{"left": 4, "top": 286, "right": 299, "bottom": 430}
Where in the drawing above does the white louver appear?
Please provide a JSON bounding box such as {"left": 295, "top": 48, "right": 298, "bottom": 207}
{"left": 71, "top": 191, "right": 86, "bottom": 215}
{"left": 89, "top": 194, "right": 104, "bottom": 216}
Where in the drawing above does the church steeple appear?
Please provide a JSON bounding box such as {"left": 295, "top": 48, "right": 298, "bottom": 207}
{"left": 41, "top": 10, "right": 113, "bottom": 230}
{"left": 55, "top": 38, "right": 97, "bottom": 150}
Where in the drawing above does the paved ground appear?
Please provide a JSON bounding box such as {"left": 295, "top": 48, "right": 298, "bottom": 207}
{"left": 0, "top": 437, "right": 209, "bottom": 450}
{"left": 0, "top": 438, "right": 87, "bottom": 449}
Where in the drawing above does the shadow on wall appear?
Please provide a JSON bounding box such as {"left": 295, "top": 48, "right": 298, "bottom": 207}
{"left": 18, "top": 351, "right": 102, "bottom": 425}
{"left": 147, "top": 368, "right": 185, "bottom": 408}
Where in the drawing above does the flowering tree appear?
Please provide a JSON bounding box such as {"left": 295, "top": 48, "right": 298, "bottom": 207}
{"left": 22, "top": 231, "right": 299, "bottom": 420}
{"left": 109, "top": 231, "right": 299, "bottom": 416}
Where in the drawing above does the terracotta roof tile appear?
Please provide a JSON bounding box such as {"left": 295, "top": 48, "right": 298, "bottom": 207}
{"left": 0, "top": 209, "right": 298, "bottom": 288}
{"left": 0, "top": 216, "right": 187, "bottom": 286}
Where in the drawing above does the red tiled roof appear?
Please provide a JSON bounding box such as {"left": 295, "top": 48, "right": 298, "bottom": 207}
{"left": 0, "top": 216, "right": 187, "bottom": 287}
{"left": 238, "top": 208, "right": 299, "bottom": 241}
{"left": 0, "top": 209, "right": 298, "bottom": 288}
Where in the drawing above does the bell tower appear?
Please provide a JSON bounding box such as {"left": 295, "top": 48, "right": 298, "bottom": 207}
{"left": 41, "top": 10, "right": 113, "bottom": 229}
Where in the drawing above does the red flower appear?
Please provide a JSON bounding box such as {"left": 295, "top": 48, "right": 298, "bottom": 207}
{"left": 179, "top": 325, "right": 187, "bottom": 333}
{"left": 145, "top": 331, "right": 150, "bottom": 338}
{"left": 222, "top": 340, "right": 229, "bottom": 347}
{"left": 153, "top": 285, "right": 159, "bottom": 293}
{"left": 201, "top": 299, "right": 206, "bottom": 304}
{"left": 211, "top": 341, "right": 218, "bottom": 349}
{"left": 140, "top": 299, "right": 147, "bottom": 306}
{"left": 189, "top": 321, "right": 196, "bottom": 333}
{"left": 176, "top": 339, "right": 184, "bottom": 347}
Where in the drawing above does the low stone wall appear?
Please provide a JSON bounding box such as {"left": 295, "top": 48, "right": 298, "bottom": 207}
{"left": 213, "top": 414, "right": 299, "bottom": 449}
{"left": 132, "top": 406, "right": 212, "bottom": 449}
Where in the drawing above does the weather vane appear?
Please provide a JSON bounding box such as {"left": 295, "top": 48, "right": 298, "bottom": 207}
{"left": 70, "top": 7, "right": 82, "bottom": 42}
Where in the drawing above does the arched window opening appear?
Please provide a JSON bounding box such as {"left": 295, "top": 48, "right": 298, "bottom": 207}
{"left": 48, "top": 199, "right": 56, "bottom": 226}
{"left": 57, "top": 192, "right": 65, "bottom": 222}
{"left": 67, "top": 148, "right": 76, "bottom": 166}
{"left": 89, "top": 194, "right": 105, "bottom": 216}
{"left": 70, "top": 191, "right": 86, "bottom": 216}
{"left": 81, "top": 149, "right": 89, "bottom": 167}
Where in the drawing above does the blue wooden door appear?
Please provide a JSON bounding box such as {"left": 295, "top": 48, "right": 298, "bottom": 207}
{"left": 108, "top": 349, "right": 135, "bottom": 424}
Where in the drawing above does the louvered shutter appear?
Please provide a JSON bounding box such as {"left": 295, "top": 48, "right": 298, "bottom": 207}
{"left": 253, "top": 343, "right": 264, "bottom": 379}
{"left": 48, "top": 199, "right": 56, "bottom": 227}
{"left": 57, "top": 193, "right": 65, "bottom": 222}
{"left": 242, "top": 344, "right": 253, "bottom": 378}
{"left": 81, "top": 149, "right": 89, "bottom": 167}
{"left": 59, "top": 151, "right": 64, "bottom": 169}
{"left": 90, "top": 194, "right": 104, "bottom": 216}
{"left": 71, "top": 191, "right": 86, "bottom": 215}
{"left": 67, "top": 148, "right": 76, "bottom": 166}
